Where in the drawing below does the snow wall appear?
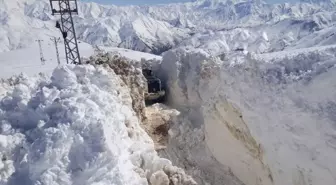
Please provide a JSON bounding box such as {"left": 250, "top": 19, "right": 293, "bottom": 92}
{"left": 158, "top": 46, "right": 336, "bottom": 185}
{"left": 0, "top": 54, "right": 196, "bottom": 185}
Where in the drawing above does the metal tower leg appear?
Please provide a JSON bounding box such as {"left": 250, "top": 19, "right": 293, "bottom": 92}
{"left": 36, "top": 39, "right": 46, "bottom": 65}
{"left": 50, "top": 37, "right": 61, "bottom": 65}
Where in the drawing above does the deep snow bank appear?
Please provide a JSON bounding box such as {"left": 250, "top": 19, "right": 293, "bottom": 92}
{"left": 159, "top": 47, "right": 336, "bottom": 185}
{"left": 0, "top": 62, "right": 196, "bottom": 185}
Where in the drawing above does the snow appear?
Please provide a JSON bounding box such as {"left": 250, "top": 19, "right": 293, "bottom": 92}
{"left": 1, "top": 0, "right": 336, "bottom": 54}
{"left": 99, "top": 46, "right": 162, "bottom": 61}
{"left": 158, "top": 47, "right": 336, "bottom": 185}
{"left": 0, "top": 41, "right": 161, "bottom": 79}
{"left": 1, "top": 0, "right": 336, "bottom": 185}
{"left": 0, "top": 63, "right": 195, "bottom": 185}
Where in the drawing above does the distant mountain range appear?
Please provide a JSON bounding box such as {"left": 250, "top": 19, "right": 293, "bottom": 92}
{"left": 0, "top": 0, "right": 335, "bottom": 54}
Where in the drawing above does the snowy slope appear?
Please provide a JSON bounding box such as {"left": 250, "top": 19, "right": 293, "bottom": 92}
{"left": 0, "top": 0, "right": 189, "bottom": 54}
{"left": 0, "top": 41, "right": 160, "bottom": 79}
{"left": 158, "top": 46, "right": 336, "bottom": 185}
{"left": 176, "top": 14, "right": 336, "bottom": 55}
{"left": 1, "top": 0, "right": 336, "bottom": 54}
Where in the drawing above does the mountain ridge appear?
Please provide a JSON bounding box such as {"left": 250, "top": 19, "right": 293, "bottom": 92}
{"left": 0, "top": 0, "right": 335, "bottom": 54}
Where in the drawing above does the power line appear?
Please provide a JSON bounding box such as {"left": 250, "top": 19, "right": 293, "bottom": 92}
{"left": 93, "top": 45, "right": 103, "bottom": 55}
{"left": 50, "top": 37, "right": 61, "bottom": 65}
{"left": 35, "top": 39, "right": 46, "bottom": 65}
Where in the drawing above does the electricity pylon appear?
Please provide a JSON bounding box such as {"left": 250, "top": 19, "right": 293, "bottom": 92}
{"left": 50, "top": 37, "right": 61, "bottom": 65}
{"left": 36, "top": 39, "right": 46, "bottom": 65}
{"left": 49, "top": 0, "right": 81, "bottom": 64}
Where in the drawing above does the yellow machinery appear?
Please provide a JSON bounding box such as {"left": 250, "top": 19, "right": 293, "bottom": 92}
{"left": 143, "top": 68, "right": 166, "bottom": 104}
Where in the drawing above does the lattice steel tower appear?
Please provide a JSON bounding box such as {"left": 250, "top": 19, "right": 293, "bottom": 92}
{"left": 36, "top": 39, "right": 46, "bottom": 65}
{"left": 49, "top": 0, "right": 81, "bottom": 64}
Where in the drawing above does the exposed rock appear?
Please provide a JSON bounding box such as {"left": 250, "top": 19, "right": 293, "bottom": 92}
{"left": 143, "top": 104, "right": 180, "bottom": 150}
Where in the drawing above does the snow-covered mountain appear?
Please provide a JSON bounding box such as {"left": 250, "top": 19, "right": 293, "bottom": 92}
{"left": 1, "top": 0, "right": 336, "bottom": 185}
{"left": 1, "top": 0, "right": 336, "bottom": 54}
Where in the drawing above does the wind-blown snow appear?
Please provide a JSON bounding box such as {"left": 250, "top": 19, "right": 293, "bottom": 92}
{"left": 0, "top": 63, "right": 195, "bottom": 185}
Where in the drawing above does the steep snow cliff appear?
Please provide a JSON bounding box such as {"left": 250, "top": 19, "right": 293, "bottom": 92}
{"left": 158, "top": 47, "right": 336, "bottom": 185}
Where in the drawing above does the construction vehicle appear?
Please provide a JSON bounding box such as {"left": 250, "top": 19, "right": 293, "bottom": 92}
{"left": 143, "top": 68, "right": 165, "bottom": 105}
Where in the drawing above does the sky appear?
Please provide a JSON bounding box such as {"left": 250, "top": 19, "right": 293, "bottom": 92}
{"left": 81, "top": 0, "right": 192, "bottom": 6}
{"left": 81, "top": 0, "right": 298, "bottom": 6}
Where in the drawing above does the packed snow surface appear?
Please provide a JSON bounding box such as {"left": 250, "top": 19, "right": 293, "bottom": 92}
{"left": 0, "top": 41, "right": 161, "bottom": 79}
{"left": 0, "top": 63, "right": 195, "bottom": 185}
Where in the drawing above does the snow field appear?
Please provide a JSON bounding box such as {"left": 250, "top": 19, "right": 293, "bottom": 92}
{"left": 0, "top": 41, "right": 161, "bottom": 79}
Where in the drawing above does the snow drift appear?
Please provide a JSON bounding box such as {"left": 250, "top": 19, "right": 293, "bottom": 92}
{"left": 158, "top": 47, "right": 336, "bottom": 185}
{"left": 0, "top": 57, "right": 196, "bottom": 185}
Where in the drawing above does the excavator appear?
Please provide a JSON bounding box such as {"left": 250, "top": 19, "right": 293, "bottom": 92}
{"left": 142, "top": 68, "right": 165, "bottom": 105}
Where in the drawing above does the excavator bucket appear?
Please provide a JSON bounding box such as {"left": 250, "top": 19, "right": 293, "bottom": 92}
{"left": 145, "top": 91, "right": 165, "bottom": 101}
